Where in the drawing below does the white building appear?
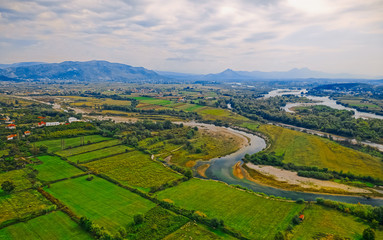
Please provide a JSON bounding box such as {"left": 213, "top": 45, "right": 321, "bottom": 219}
{"left": 46, "top": 122, "right": 60, "bottom": 126}
{"left": 68, "top": 117, "right": 80, "bottom": 123}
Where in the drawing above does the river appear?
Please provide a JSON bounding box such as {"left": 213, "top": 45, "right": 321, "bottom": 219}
{"left": 187, "top": 123, "right": 383, "bottom": 206}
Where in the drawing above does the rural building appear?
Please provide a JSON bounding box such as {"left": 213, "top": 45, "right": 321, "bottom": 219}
{"left": 24, "top": 131, "right": 31, "bottom": 135}
{"left": 68, "top": 117, "right": 80, "bottom": 123}
{"left": 7, "top": 134, "right": 17, "bottom": 140}
{"left": 299, "top": 215, "right": 305, "bottom": 221}
{"left": 37, "top": 116, "right": 46, "bottom": 119}
{"left": 46, "top": 122, "right": 60, "bottom": 126}
{"left": 38, "top": 121, "right": 46, "bottom": 127}
{"left": 6, "top": 124, "right": 16, "bottom": 129}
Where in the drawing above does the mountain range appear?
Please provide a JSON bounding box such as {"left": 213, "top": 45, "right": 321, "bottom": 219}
{"left": 0, "top": 60, "right": 380, "bottom": 83}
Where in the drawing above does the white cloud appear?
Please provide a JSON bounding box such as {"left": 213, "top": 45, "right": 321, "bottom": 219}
{"left": 0, "top": 0, "right": 382, "bottom": 75}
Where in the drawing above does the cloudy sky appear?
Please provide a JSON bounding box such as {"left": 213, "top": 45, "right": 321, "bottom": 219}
{"left": 1, "top": 0, "right": 382, "bottom": 75}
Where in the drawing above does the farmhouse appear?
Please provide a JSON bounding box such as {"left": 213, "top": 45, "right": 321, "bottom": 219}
{"left": 299, "top": 214, "right": 305, "bottom": 221}
{"left": 24, "top": 131, "right": 31, "bottom": 135}
{"left": 7, "top": 134, "right": 17, "bottom": 140}
{"left": 68, "top": 117, "right": 80, "bottom": 123}
{"left": 6, "top": 123, "right": 16, "bottom": 129}
{"left": 38, "top": 121, "right": 46, "bottom": 127}
{"left": 46, "top": 122, "right": 60, "bottom": 126}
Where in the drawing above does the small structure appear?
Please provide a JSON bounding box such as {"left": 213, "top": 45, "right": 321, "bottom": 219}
{"left": 68, "top": 117, "right": 79, "bottom": 123}
{"left": 6, "top": 124, "right": 16, "bottom": 129}
{"left": 299, "top": 215, "right": 305, "bottom": 221}
{"left": 7, "top": 134, "right": 17, "bottom": 140}
{"left": 37, "top": 116, "right": 46, "bottom": 119}
{"left": 46, "top": 122, "right": 60, "bottom": 126}
{"left": 24, "top": 131, "right": 31, "bottom": 135}
{"left": 38, "top": 121, "right": 46, "bottom": 127}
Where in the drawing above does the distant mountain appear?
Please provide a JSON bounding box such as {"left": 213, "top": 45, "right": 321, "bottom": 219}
{"left": 0, "top": 62, "right": 46, "bottom": 69}
{"left": 0, "top": 60, "right": 166, "bottom": 82}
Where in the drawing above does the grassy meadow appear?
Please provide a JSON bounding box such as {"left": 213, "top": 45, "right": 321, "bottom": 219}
{"left": 35, "top": 155, "right": 83, "bottom": 182}
{"left": 83, "top": 151, "right": 183, "bottom": 190}
{"left": 157, "top": 179, "right": 304, "bottom": 239}
{"left": 0, "top": 211, "right": 92, "bottom": 240}
{"left": 55, "top": 139, "right": 121, "bottom": 157}
{"left": 258, "top": 124, "right": 383, "bottom": 178}
{"left": 67, "top": 145, "right": 132, "bottom": 163}
{"left": 0, "top": 190, "right": 53, "bottom": 226}
{"left": 35, "top": 135, "right": 111, "bottom": 152}
{"left": 0, "top": 169, "right": 32, "bottom": 193}
{"left": 44, "top": 175, "right": 155, "bottom": 234}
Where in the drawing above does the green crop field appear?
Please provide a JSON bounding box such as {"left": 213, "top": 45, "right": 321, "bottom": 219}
{"left": 0, "top": 211, "right": 92, "bottom": 240}
{"left": 44, "top": 175, "right": 155, "bottom": 234}
{"left": 83, "top": 151, "right": 182, "bottom": 190}
{"left": 258, "top": 124, "right": 383, "bottom": 179}
{"left": 132, "top": 96, "right": 173, "bottom": 106}
{"left": 157, "top": 179, "right": 304, "bottom": 239}
{"left": 35, "top": 155, "right": 84, "bottom": 182}
{"left": 0, "top": 169, "right": 32, "bottom": 193}
{"left": 291, "top": 205, "right": 383, "bottom": 239}
{"left": 67, "top": 145, "right": 133, "bottom": 163}
{"left": 0, "top": 190, "right": 53, "bottom": 226}
{"left": 56, "top": 139, "right": 121, "bottom": 157}
{"left": 35, "top": 135, "right": 111, "bottom": 152}
{"left": 164, "top": 221, "right": 236, "bottom": 240}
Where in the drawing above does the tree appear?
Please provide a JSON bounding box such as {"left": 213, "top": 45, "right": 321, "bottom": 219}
{"left": 1, "top": 181, "right": 16, "bottom": 193}
{"left": 185, "top": 169, "right": 193, "bottom": 179}
{"left": 133, "top": 214, "right": 144, "bottom": 225}
{"left": 363, "top": 228, "right": 375, "bottom": 240}
{"left": 39, "top": 144, "right": 48, "bottom": 153}
{"left": 274, "top": 231, "right": 285, "bottom": 240}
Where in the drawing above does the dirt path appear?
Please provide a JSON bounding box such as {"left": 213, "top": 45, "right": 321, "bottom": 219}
{"left": 245, "top": 163, "right": 370, "bottom": 194}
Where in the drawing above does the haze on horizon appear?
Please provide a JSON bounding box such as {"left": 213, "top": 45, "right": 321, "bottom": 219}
{"left": 0, "top": 0, "right": 382, "bottom": 76}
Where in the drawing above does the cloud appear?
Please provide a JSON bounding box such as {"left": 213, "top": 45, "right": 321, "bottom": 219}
{"left": 0, "top": 0, "right": 382, "bottom": 75}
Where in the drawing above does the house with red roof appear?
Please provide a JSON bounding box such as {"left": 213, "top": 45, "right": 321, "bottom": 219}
{"left": 24, "top": 131, "right": 31, "bottom": 135}
{"left": 38, "top": 121, "right": 46, "bottom": 127}
{"left": 6, "top": 124, "right": 16, "bottom": 129}
{"left": 299, "top": 215, "right": 305, "bottom": 221}
{"left": 7, "top": 134, "right": 17, "bottom": 140}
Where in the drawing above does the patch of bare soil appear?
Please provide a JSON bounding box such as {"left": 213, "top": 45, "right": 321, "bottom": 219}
{"left": 197, "top": 164, "right": 210, "bottom": 178}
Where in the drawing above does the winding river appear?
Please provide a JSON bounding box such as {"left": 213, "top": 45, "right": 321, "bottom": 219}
{"left": 189, "top": 124, "right": 383, "bottom": 206}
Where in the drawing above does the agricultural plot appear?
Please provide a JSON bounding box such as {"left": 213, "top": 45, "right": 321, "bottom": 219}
{"left": 83, "top": 151, "right": 182, "bottom": 190}
{"left": 164, "top": 221, "right": 236, "bottom": 240}
{"left": 56, "top": 139, "right": 121, "bottom": 157}
{"left": 0, "top": 211, "right": 92, "bottom": 240}
{"left": 132, "top": 96, "right": 174, "bottom": 106}
{"left": 44, "top": 175, "right": 155, "bottom": 234}
{"left": 35, "top": 135, "right": 111, "bottom": 152}
{"left": 0, "top": 169, "right": 32, "bottom": 193}
{"left": 258, "top": 124, "right": 383, "bottom": 179}
{"left": 35, "top": 155, "right": 83, "bottom": 182}
{"left": 196, "top": 107, "right": 249, "bottom": 124}
{"left": 0, "top": 190, "right": 53, "bottom": 226}
{"left": 157, "top": 179, "right": 304, "bottom": 239}
{"left": 291, "top": 205, "right": 383, "bottom": 239}
{"left": 67, "top": 145, "right": 133, "bottom": 163}
{"left": 59, "top": 96, "right": 131, "bottom": 108}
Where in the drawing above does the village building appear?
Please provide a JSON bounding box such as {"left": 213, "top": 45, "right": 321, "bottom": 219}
{"left": 6, "top": 123, "right": 16, "bottom": 129}
{"left": 38, "top": 121, "right": 46, "bottom": 127}
{"left": 24, "top": 131, "right": 31, "bottom": 135}
{"left": 68, "top": 117, "right": 80, "bottom": 123}
{"left": 7, "top": 134, "right": 17, "bottom": 140}
{"left": 46, "top": 122, "right": 60, "bottom": 126}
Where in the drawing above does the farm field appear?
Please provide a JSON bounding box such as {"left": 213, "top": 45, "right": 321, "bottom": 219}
{"left": 0, "top": 211, "right": 92, "bottom": 240}
{"left": 44, "top": 175, "right": 155, "bottom": 234}
{"left": 58, "top": 96, "right": 132, "bottom": 108}
{"left": 35, "top": 155, "right": 84, "bottom": 182}
{"left": 0, "top": 190, "right": 53, "bottom": 226}
{"left": 0, "top": 169, "right": 32, "bottom": 193}
{"left": 164, "top": 221, "right": 236, "bottom": 240}
{"left": 156, "top": 179, "right": 304, "bottom": 239}
{"left": 35, "top": 135, "right": 111, "bottom": 152}
{"left": 258, "top": 124, "right": 383, "bottom": 179}
{"left": 56, "top": 139, "right": 121, "bottom": 157}
{"left": 83, "top": 151, "right": 182, "bottom": 190}
{"left": 67, "top": 145, "right": 132, "bottom": 163}
{"left": 291, "top": 205, "right": 383, "bottom": 239}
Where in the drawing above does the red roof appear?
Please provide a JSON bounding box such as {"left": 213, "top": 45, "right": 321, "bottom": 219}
{"left": 299, "top": 215, "right": 304, "bottom": 219}
{"left": 24, "top": 131, "right": 31, "bottom": 134}
{"left": 38, "top": 116, "right": 46, "bottom": 119}
{"left": 7, "top": 124, "right": 16, "bottom": 127}
{"left": 38, "top": 121, "right": 46, "bottom": 125}
{"left": 7, "top": 134, "right": 17, "bottom": 138}
{"left": 65, "top": 122, "right": 70, "bottom": 125}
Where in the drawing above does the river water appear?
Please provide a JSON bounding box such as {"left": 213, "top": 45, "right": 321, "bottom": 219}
{"left": 191, "top": 125, "right": 383, "bottom": 206}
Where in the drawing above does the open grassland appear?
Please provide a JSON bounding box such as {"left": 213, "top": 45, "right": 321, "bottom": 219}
{"left": 291, "top": 205, "right": 383, "bottom": 239}
{"left": 0, "top": 190, "right": 53, "bottom": 226}
{"left": 164, "top": 221, "right": 236, "bottom": 240}
{"left": 56, "top": 139, "right": 121, "bottom": 157}
{"left": 132, "top": 96, "right": 173, "bottom": 106}
{"left": 83, "top": 151, "right": 182, "bottom": 190}
{"left": 0, "top": 211, "right": 92, "bottom": 240}
{"left": 196, "top": 107, "right": 249, "bottom": 123}
{"left": 0, "top": 169, "right": 32, "bottom": 193}
{"left": 35, "top": 135, "right": 111, "bottom": 152}
{"left": 125, "top": 206, "right": 189, "bottom": 240}
{"left": 157, "top": 179, "right": 304, "bottom": 239}
{"left": 44, "top": 175, "right": 155, "bottom": 234}
{"left": 67, "top": 145, "right": 133, "bottom": 163}
{"left": 59, "top": 96, "right": 131, "bottom": 108}
{"left": 258, "top": 124, "right": 383, "bottom": 179}
{"left": 35, "top": 155, "right": 83, "bottom": 182}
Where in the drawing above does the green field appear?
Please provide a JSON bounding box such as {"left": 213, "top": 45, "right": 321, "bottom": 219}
{"left": 35, "top": 155, "right": 84, "bottom": 182}
{"left": 56, "top": 139, "right": 121, "bottom": 157}
{"left": 0, "top": 190, "right": 53, "bottom": 225}
{"left": 291, "top": 205, "right": 383, "bottom": 239}
{"left": 45, "top": 175, "right": 155, "bottom": 234}
{"left": 164, "top": 221, "right": 236, "bottom": 240}
{"left": 133, "top": 96, "right": 173, "bottom": 106}
{"left": 35, "top": 135, "right": 111, "bottom": 152}
{"left": 0, "top": 211, "right": 92, "bottom": 240}
{"left": 258, "top": 124, "right": 383, "bottom": 179}
{"left": 67, "top": 145, "right": 132, "bottom": 163}
{"left": 83, "top": 151, "right": 183, "bottom": 190}
{"left": 157, "top": 179, "right": 303, "bottom": 239}
{"left": 0, "top": 169, "right": 32, "bottom": 193}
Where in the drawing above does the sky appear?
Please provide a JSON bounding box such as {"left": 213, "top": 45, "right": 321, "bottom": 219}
{"left": 0, "top": 0, "right": 383, "bottom": 76}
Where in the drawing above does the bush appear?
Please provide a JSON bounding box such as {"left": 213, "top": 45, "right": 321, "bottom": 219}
{"left": 133, "top": 214, "right": 144, "bottom": 225}
{"left": 363, "top": 228, "right": 375, "bottom": 240}
{"left": 296, "top": 198, "right": 304, "bottom": 204}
